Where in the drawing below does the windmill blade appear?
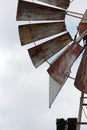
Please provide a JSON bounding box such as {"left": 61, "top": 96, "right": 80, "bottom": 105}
{"left": 78, "top": 10, "right": 87, "bottom": 35}
{"left": 79, "top": 22, "right": 87, "bottom": 36}
{"left": 19, "top": 22, "right": 66, "bottom": 45}
{"left": 28, "top": 32, "right": 72, "bottom": 68}
{"left": 74, "top": 46, "right": 87, "bottom": 94}
{"left": 38, "top": 0, "right": 70, "bottom": 9}
{"left": 47, "top": 42, "right": 83, "bottom": 85}
{"left": 16, "top": 0, "right": 66, "bottom": 21}
{"left": 49, "top": 76, "right": 68, "bottom": 108}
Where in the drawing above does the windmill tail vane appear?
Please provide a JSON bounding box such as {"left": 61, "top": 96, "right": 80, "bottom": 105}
{"left": 16, "top": 0, "right": 87, "bottom": 107}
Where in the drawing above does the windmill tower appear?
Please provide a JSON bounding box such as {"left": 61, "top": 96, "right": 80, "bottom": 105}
{"left": 16, "top": 0, "right": 87, "bottom": 129}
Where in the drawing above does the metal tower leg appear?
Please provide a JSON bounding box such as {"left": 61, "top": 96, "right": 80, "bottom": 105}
{"left": 77, "top": 92, "right": 84, "bottom": 130}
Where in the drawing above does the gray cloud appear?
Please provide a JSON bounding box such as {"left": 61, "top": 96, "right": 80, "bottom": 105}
{"left": 0, "top": 0, "right": 87, "bottom": 130}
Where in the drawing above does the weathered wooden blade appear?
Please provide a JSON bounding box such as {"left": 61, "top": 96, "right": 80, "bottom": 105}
{"left": 38, "top": 0, "right": 70, "bottom": 9}
{"left": 16, "top": 0, "right": 66, "bottom": 21}
{"left": 74, "top": 46, "right": 87, "bottom": 94}
{"left": 19, "top": 22, "right": 66, "bottom": 45}
{"left": 28, "top": 33, "right": 72, "bottom": 68}
{"left": 47, "top": 42, "right": 83, "bottom": 85}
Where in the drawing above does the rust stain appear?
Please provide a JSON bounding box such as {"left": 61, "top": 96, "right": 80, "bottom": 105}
{"left": 74, "top": 47, "right": 87, "bottom": 94}
{"left": 47, "top": 42, "right": 83, "bottom": 85}
{"left": 78, "top": 23, "right": 87, "bottom": 35}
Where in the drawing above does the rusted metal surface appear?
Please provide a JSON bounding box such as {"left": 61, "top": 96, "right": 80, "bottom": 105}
{"left": 19, "top": 22, "right": 66, "bottom": 45}
{"left": 47, "top": 42, "right": 83, "bottom": 85}
{"left": 28, "top": 33, "right": 72, "bottom": 68}
{"left": 79, "top": 23, "right": 87, "bottom": 35}
{"left": 74, "top": 47, "right": 87, "bottom": 94}
{"left": 38, "top": 0, "right": 70, "bottom": 9}
{"left": 16, "top": 0, "right": 66, "bottom": 21}
{"left": 78, "top": 10, "right": 87, "bottom": 37}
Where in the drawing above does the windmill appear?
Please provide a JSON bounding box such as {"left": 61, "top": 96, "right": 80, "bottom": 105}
{"left": 16, "top": 0, "right": 87, "bottom": 129}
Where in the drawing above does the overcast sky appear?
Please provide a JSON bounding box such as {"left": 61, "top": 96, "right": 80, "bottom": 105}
{"left": 0, "top": 0, "right": 87, "bottom": 130}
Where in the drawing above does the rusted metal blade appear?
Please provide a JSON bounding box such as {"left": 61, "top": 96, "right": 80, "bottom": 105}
{"left": 74, "top": 46, "right": 87, "bottom": 94}
{"left": 19, "top": 22, "right": 66, "bottom": 45}
{"left": 79, "top": 23, "right": 87, "bottom": 35}
{"left": 78, "top": 10, "right": 87, "bottom": 35}
{"left": 38, "top": 0, "right": 70, "bottom": 9}
{"left": 47, "top": 42, "right": 83, "bottom": 85}
{"left": 16, "top": 0, "right": 66, "bottom": 21}
{"left": 28, "top": 33, "right": 72, "bottom": 68}
{"left": 78, "top": 10, "right": 87, "bottom": 42}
